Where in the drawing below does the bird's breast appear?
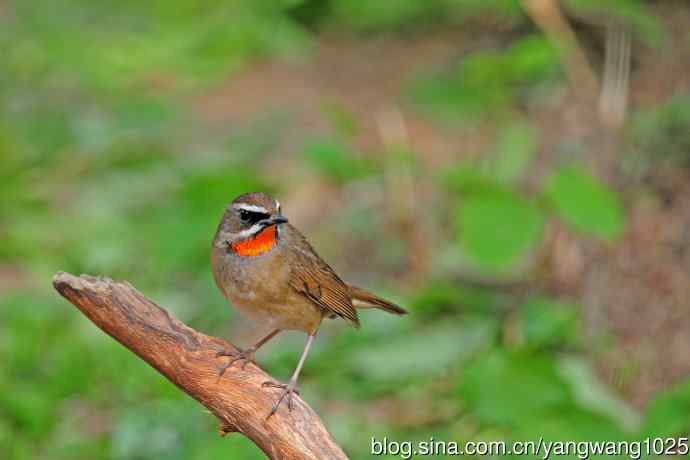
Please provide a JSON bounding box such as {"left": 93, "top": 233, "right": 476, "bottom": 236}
{"left": 211, "top": 243, "right": 321, "bottom": 332}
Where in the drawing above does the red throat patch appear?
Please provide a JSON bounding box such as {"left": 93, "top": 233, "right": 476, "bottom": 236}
{"left": 230, "top": 225, "right": 278, "bottom": 257}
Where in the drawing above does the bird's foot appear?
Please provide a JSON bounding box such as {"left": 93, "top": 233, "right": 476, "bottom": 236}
{"left": 216, "top": 347, "right": 256, "bottom": 378}
{"left": 262, "top": 379, "right": 300, "bottom": 416}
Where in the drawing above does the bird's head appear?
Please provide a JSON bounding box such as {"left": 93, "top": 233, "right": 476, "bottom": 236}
{"left": 213, "top": 192, "right": 288, "bottom": 256}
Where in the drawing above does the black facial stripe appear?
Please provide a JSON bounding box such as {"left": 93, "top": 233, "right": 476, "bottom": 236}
{"left": 239, "top": 209, "right": 270, "bottom": 225}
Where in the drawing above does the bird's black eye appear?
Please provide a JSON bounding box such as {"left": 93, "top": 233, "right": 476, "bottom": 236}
{"left": 238, "top": 209, "right": 269, "bottom": 224}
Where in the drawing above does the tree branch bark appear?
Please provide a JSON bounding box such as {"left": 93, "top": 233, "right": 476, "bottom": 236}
{"left": 52, "top": 271, "right": 348, "bottom": 460}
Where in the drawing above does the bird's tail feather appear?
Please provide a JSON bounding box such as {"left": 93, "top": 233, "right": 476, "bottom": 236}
{"left": 349, "top": 286, "right": 408, "bottom": 315}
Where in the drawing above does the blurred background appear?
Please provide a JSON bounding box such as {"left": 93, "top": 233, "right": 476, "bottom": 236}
{"left": 1, "top": 0, "right": 690, "bottom": 458}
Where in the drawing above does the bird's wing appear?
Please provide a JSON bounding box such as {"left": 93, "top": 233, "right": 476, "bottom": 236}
{"left": 286, "top": 226, "right": 360, "bottom": 328}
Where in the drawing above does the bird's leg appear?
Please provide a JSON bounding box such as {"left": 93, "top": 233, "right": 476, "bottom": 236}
{"left": 217, "top": 329, "right": 281, "bottom": 377}
{"left": 262, "top": 332, "right": 316, "bottom": 416}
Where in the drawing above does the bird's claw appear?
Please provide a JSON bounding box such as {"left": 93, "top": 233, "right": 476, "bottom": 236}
{"left": 216, "top": 347, "right": 256, "bottom": 379}
{"left": 262, "top": 380, "right": 299, "bottom": 416}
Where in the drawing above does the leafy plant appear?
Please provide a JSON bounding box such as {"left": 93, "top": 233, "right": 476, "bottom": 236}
{"left": 411, "top": 35, "right": 562, "bottom": 122}
{"left": 303, "top": 139, "right": 376, "bottom": 184}
{"left": 0, "top": 1, "right": 684, "bottom": 459}
{"left": 327, "top": 0, "right": 523, "bottom": 31}
{"left": 1, "top": 0, "right": 311, "bottom": 93}
{"left": 409, "top": 279, "right": 508, "bottom": 318}
{"left": 487, "top": 122, "right": 537, "bottom": 183}
{"left": 456, "top": 190, "right": 545, "bottom": 269}
{"left": 521, "top": 297, "right": 579, "bottom": 350}
{"left": 563, "top": 0, "right": 664, "bottom": 45}
{"left": 543, "top": 166, "right": 625, "bottom": 240}
{"left": 642, "top": 381, "right": 690, "bottom": 437}
{"left": 626, "top": 93, "right": 690, "bottom": 173}
{"left": 460, "top": 350, "right": 630, "bottom": 441}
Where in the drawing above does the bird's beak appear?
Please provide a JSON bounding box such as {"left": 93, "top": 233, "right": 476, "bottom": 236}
{"left": 260, "top": 215, "right": 288, "bottom": 226}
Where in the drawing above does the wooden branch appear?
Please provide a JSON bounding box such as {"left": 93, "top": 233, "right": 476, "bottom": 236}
{"left": 52, "top": 272, "right": 348, "bottom": 460}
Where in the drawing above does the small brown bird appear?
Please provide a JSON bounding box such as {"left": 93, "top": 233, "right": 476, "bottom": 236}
{"left": 211, "top": 192, "right": 407, "bottom": 415}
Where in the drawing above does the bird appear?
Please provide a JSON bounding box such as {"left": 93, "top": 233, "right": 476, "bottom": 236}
{"left": 211, "top": 192, "right": 407, "bottom": 416}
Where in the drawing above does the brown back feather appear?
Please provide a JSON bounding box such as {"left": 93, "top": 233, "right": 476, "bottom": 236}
{"left": 285, "top": 225, "right": 360, "bottom": 328}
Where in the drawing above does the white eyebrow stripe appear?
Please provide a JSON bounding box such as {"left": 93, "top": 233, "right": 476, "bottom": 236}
{"left": 235, "top": 223, "right": 264, "bottom": 239}
{"left": 232, "top": 203, "right": 269, "bottom": 214}
{"left": 275, "top": 200, "right": 281, "bottom": 213}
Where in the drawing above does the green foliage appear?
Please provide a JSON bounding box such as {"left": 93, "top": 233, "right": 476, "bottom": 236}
{"left": 521, "top": 297, "right": 579, "bottom": 350}
{"left": 329, "top": 0, "right": 443, "bottom": 31}
{"left": 352, "top": 319, "right": 495, "bottom": 382}
{"left": 488, "top": 122, "right": 537, "bottom": 183}
{"left": 461, "top": 350, "right": 574, "bottom": 426}
{"left": 110, "top": 400, "right": 264, "bottom": 460}
{"left": 642, "top": 381, "right": 690, "bottom": 437}
{"left": 1, "top": 0, "right": 311, "bottom": 93}
{"left": 559, "top": 357, "right": 641, "bottom": 432}
{"left": 461, "top": 350, "right": 631, "bottom": 442}
{"left": 544, "top": 167, "right": 625, "bottom": 240}
{"left": 443, "top": 122, "right": 546, "bottom": 271}
{"left": 411, "top": 36, "right": 562, "bottom": 122}
{"left": 563, "top": 0, "right": 664, "bottom": 45}
{"left": 304, "top": 140, "right": 376, "bottom": 184}
{"left": 328, "top": 0, "right": 523, "bottom": 31}
{"left": 410, "top": 280, "right": 508, "bottom": 318}
{"left": 445, "top": 121, "right": 626, "bottom": 271}
{"left": 627, "top": 93, "right": 690, "bottom": 173}
{"left": 456, "top": 191, "right": 545, "bottom": 269}
{"left": 1, "top": 1, "right": 686, "bottom": 459}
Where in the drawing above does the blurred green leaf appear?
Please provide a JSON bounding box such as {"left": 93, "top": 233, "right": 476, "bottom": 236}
{"left": 558, "top": 356, "right": 641, "bottom": 433}
{"left": 410, "top": 280, "right": 507, "bottom": 318}
{"left": 330, "top": 0, "right": 439, "bottom": 31}
{"left": 485, "top": 122, "right": 536, "bottom": 182}
{"left": 456, "top": 191, "right": 545, "bottom": 269}
{"left": 304, "top": 140, "right": 376, "bottom": 184}
{"left": 521, "top": 297, "right": 579, "bottom": 350}
{"left": 4, "top": 0, "right": 311, "bottom": 91}
{"left": 329, "top": 0, "right": 523, "bottom": 31}
{"left": 451, "top": 0, "right": 523, "bottom": 20}
{"left": 642, "top": 381, "right": 690, "bottom": 437}
{"left": 442, "top": 163, "right": 501, "bottom": 194}
{"left": 461, "top": 351, "right": 627, "bottom": 441}
{"left": 564, "top": 0, "right": 664, "bottom": 46}
{"left": 353, "top": 318, "right": 495, "bottom": 381}
{"left": 626, "top": 93, "right": 690, "bottom": 174}
{"left": 515, "top": 408, "right": 626, "bottom": 443}
{"left": 411, "top": 59, "right": 512, "bottom": 122}
{"left": 151, "top": 168, "right": 272, "bottom": 272}
{"left": 411, "top": 35, "right": 561, "bottom": 122}
{"left": 503, "top": 35, "right": 563, "bottom": 82}
{"left": 544, "top": 166, "right": 624, "bottom": 240}
{"left": 409, "top": 280, "right": 467, "bottom": 317}
{"left": 112, "top": 98, "right": 173, "bottom": 134}
{"left": 0, "top": 2, "right": 686, "bottom": 458}
{"left": 460, "top": 350, "right": 573, "bottom": 426}
{"left": 111, "top": 399, "right": 264, "bottom": 460}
